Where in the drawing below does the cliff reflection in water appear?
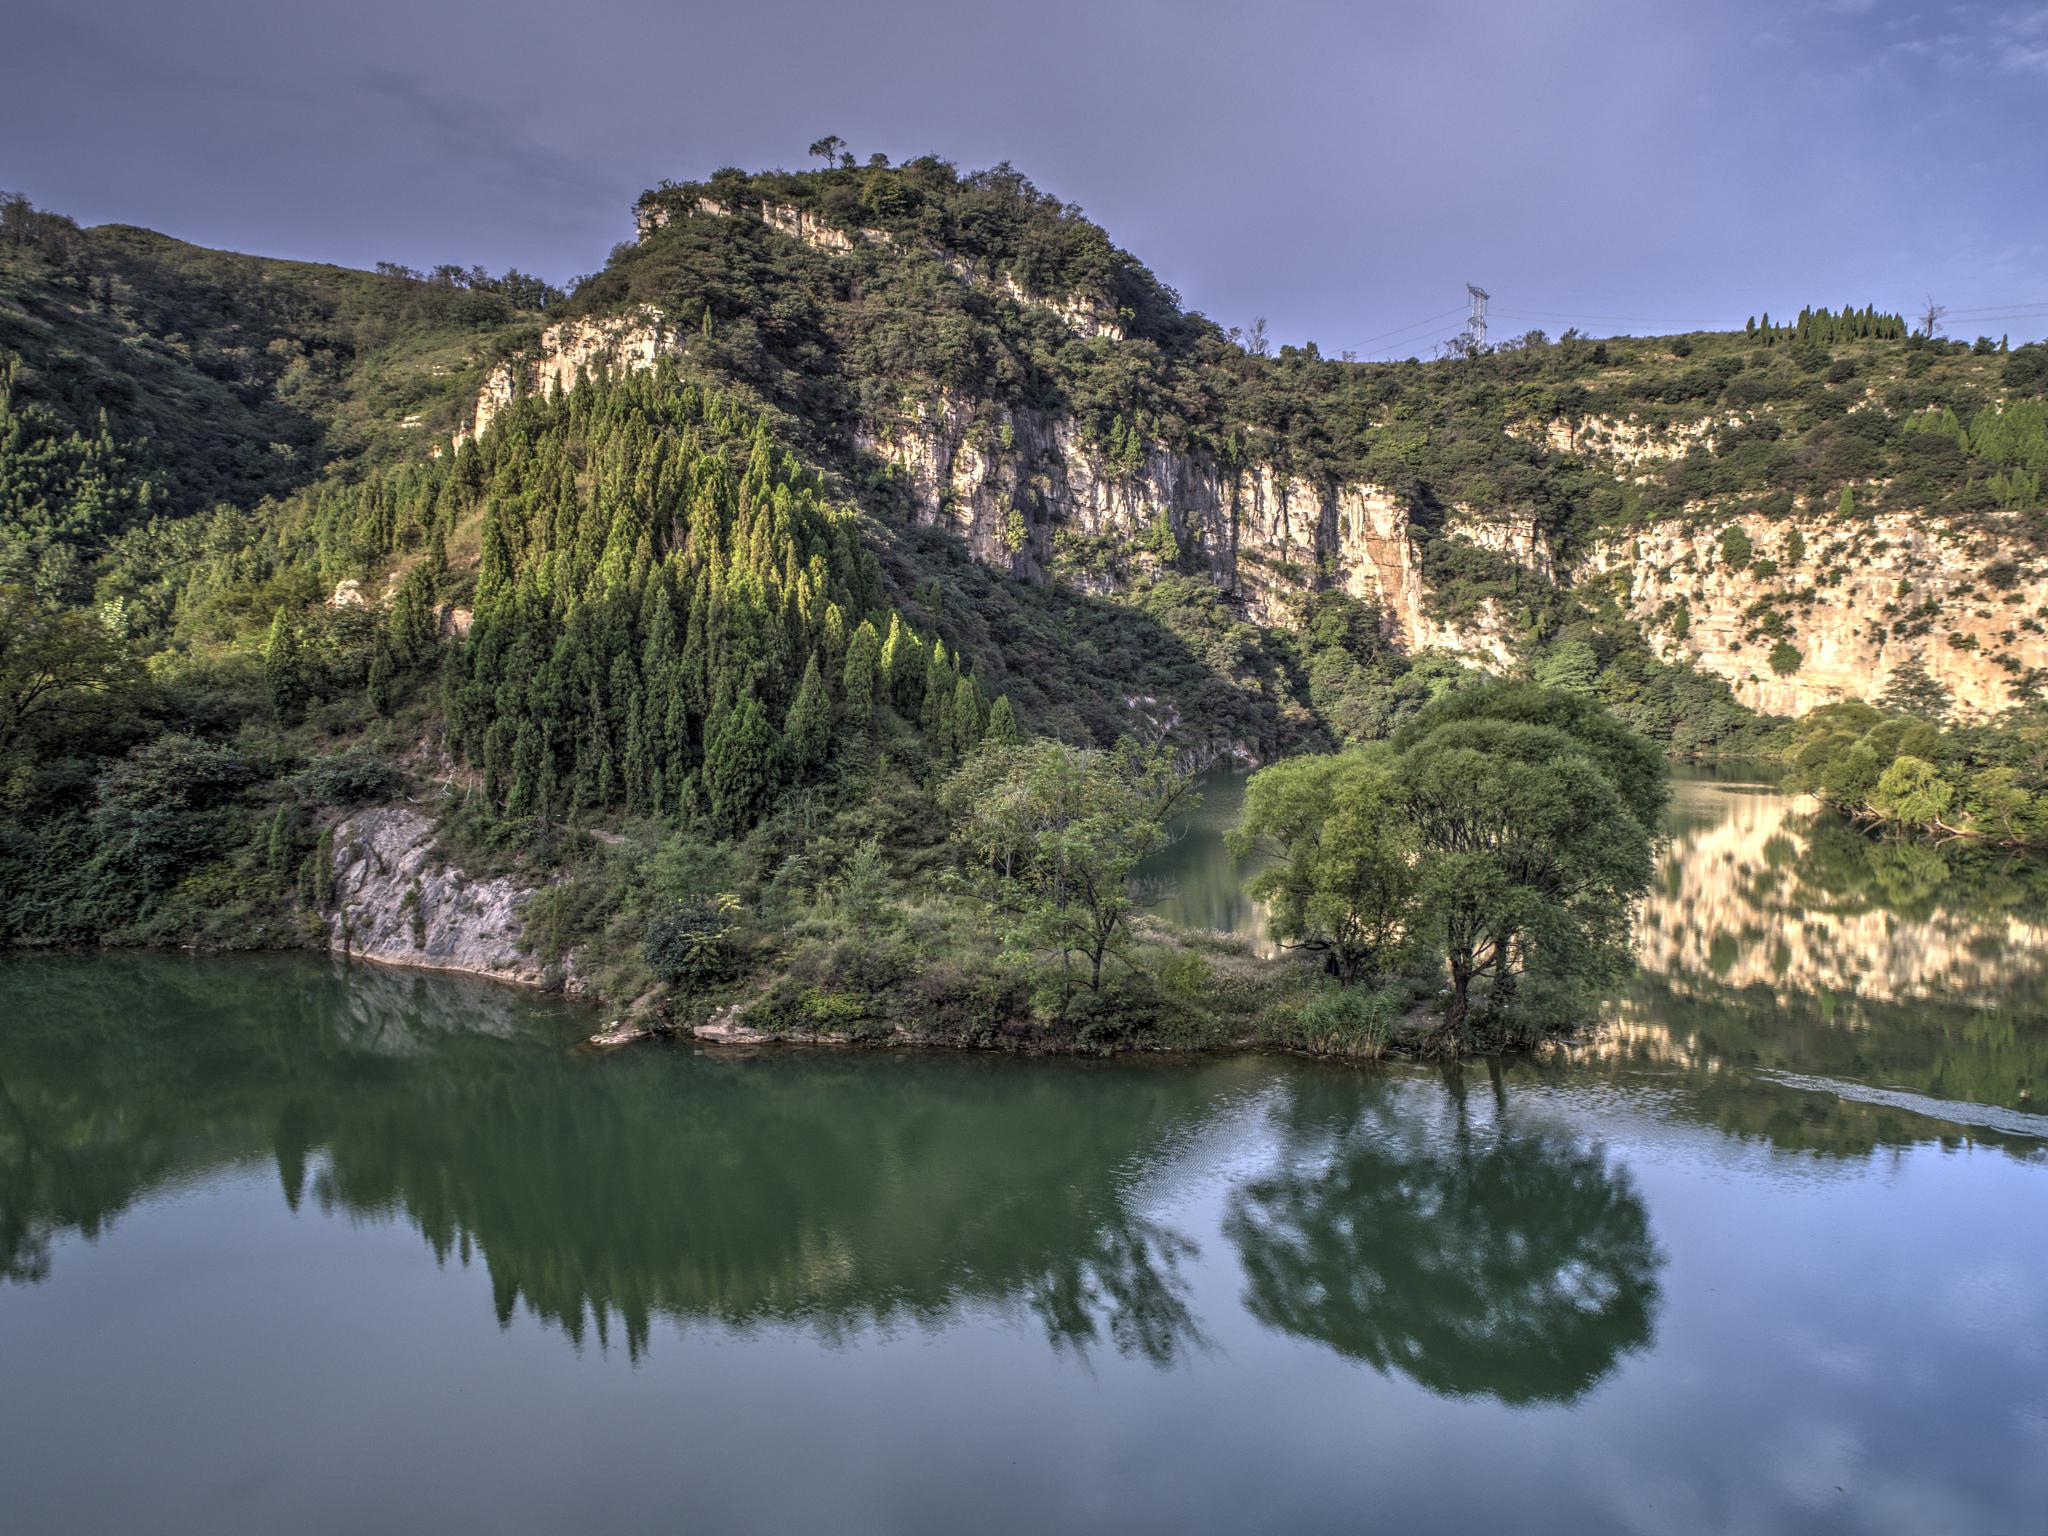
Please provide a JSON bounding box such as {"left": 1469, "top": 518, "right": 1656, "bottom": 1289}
{"left": 0, "top": 955, "right": 1662, "bottom": 1401}
{"left": 1608, "top": 771, "right": 2048, "bottom": 1141}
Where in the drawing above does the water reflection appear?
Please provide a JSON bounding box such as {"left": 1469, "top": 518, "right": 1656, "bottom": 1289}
{"left": 1637, "top": 773, "right": 2048, "bottom": 1010}
{"left": 1137, "top": 769, "right": 1276, "bottom": 953}
{"left": 0, "top": 954, "right": 1678, "bottom": 1391}
{"left": 1608, "top": 772, "right": 2048, "bottom": 1138}
{"left": 1225, "top": 1072, "right": 1659, "bottom": 1405}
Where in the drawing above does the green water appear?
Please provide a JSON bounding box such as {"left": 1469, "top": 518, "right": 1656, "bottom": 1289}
{"left": 3, "top": 774, "right": 2046, "bottom": 1534}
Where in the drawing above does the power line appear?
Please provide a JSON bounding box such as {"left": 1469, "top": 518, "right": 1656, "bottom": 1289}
{"left": 1489, "top": 306, "right": 1698, "bottom": 327}
{"left": 1348, "top": 304, "right": 1468, "bottom": 351}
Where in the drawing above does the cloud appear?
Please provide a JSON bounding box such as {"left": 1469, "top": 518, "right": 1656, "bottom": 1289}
{"left": 355, "top": 68, "right": 595, "bottom": 202}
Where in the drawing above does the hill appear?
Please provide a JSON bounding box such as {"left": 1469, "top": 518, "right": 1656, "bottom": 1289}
{"left": 5, "top": 160, "right": 2048, "bottom": 1036}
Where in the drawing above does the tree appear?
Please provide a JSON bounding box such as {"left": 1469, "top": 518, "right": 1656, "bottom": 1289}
{"left": 644, "top": 894, "right": 742, "bottom": 991}
{"left": 1394, "top": 688, "right": 1661, "bottom": 1044}
{"left": 1870, "top": 754, "right": 1955, "bottom": 832}
{"left": 1236, "top": 685, "right": 1664, "bottom": 1049}
{"left": 262, "top": 607, "right": 306, "bottom": 723}
{"left": 984, "top": 695, "right": 1021, "bottom": 746}
{"left": 841, "top": 618, "right": 880, "bottom": 725}
{"left": 944, "top": 738, "right": 1197, "bottom": 993}
{"left": 0, "top": 585, "right": 139, "bottom": 782}
{"left": 1230, "top": 751, "right": 1419, "bottom": 984}
{"left": 702, "top": 692, "right": 776, "bottom": 835}
{"left": 807, "top": 136, "right": 846, "bottom": 169}
{"left": 782, "top": 653, "right": 830, "bottom": 777}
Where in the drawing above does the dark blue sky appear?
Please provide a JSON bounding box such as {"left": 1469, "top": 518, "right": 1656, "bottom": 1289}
{"left": 10, "top": 0, "right": 2047, "bottom": 354}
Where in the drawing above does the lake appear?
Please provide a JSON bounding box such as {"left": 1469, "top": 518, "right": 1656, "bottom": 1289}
{"left": 2, "top": 772, "right": 2045, "bottom": 1534}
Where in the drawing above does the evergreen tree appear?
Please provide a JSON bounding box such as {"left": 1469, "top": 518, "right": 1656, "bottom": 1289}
{"left": 265, "top": 805, "right": 296, "bottom": 889}
{"left": 703, "top": 691, "right": 776, "bottom": 834}
{"left": 842, "top": 618, "right": 880, "bottom": 725}
{"left": 262, "top": 608, "right": 305, "bottom": 723}
{"left": 984, "top": 695, "right": 1021, "bottom": 747}
{"left": 782, "top": 653, "right": 831, "bottom": 777}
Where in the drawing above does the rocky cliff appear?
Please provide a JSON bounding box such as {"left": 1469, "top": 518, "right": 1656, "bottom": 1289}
{"left": 1584, "top": 507, "right": 2048, "bottom": 718}
{"left": 857, "top": 391, "right": 1532, "bottom": 661}
{"left": 327, "top": 808, "right": 567, "bottom": 988}
{"left": 454, "top": 307, "right": 686, "bottom": 448}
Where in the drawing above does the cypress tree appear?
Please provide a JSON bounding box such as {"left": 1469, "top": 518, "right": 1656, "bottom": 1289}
{"left": 783, "top": 654, "right": 831, "bottom": 777}
{"left": 842, "top": 618, "right": 880, "bottom": 726}
{"left": 266, "top": 806, "right": 296, "bottom": 889}
{"left": 263, "top": 608, "right": 306, "bottom": 723}
{"left": 951, "top": 675, "right": 986, "bottom": 755}
{"left": 704, "top": 691, "right": 776, "bottom": 834}
{"left": 984, "top": 695, "right": 1021, "bottom": 747}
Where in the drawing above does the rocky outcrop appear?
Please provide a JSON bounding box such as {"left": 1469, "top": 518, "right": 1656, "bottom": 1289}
{"left": 454, "top": 307, "right": 684, "bottom": 448}
{"left": 1512, "top": 412, "right": 1738, "bottom": 475}
{"left": 857, "top": 392, "right": 1535, "bottom": 659}
{"left": 328, "top": 808, "right": 564, "bottom": 988}
{"left": 1584, "top": 509, "right": 2048, "bottom": 718}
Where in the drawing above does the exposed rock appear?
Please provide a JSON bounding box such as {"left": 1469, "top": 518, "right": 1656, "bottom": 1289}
{"left": 761, "top": 201, "right": 855, "bottom": 251}
{"left": 454, "top": 307, "right": 684, "bottom": 448}
{"left": 328, "top": 808, "right": 564, "bottom": 988}
{"left": 1512, "top": 412, "right": 1739, "bottom": 475}
{"left": 1583, "top": 510, "right": 2048, "bottom": 718}
{"left": 857, "top": 392, "right": 1534, "bottom": 660}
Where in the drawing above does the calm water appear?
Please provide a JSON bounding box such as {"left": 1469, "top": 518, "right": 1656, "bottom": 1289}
{"left": 3, "top": 774, "right": 2046, "bottom": 1535}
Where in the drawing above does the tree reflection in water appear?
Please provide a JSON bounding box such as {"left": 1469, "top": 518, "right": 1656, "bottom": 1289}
{"left": 1225, "top": 1070, "right": 1661, "bottom": 1405}
{"left": 4, "top": 955, "right": 1674, "bottom": 1394}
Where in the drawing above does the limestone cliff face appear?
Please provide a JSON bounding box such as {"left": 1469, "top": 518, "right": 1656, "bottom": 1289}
{"left": 1512, "top": 412, "right": 1737, "bottom": 475}
{"left": 455, "top": 307, "right": 684, "bottom": 447}
{"left": 1583, "top": 509, "right": 2048, "bottom": 718}
{"left": 328, "top": 808, "right": 568, "bottom": 989}
{"left": 857, "top": 392, "right": 1531, "bottom": 660}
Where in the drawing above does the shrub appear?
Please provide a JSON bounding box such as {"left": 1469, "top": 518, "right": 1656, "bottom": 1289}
{"left": 1285, "top": 984, "right": 1403, "bottom": 1058}
{"left": 644, "top": 895, "right": 743, "bottom": 990}
{"left": 1768, "top": 640, "right": 1803, "bottom": 675}
{"left": 293, "top": 748, "right": 405, "bottom": 805}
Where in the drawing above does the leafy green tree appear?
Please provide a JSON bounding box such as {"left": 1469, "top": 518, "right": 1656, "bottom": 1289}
{"left": 944, "top": 739, "right": 1197, "bottom": 993}
{"left": 1396, "top": 694, "right": 1660, "bottom": 1043}
{"left": 644, "top": 894, "right": 743, "bottom": 991}
{"left": 1870, "top": 754, "right": 1956, "bottom": 832}
{"left": 1230, "top": 751, "right": 1419, "bottom": 984}
{"left": 0, "top": 585, "right": 138, "bottom": 784}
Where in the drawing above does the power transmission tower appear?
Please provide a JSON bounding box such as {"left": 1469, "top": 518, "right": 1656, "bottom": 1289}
{"left": 1465, "top": 284, "right": 1491, "bottom": 353}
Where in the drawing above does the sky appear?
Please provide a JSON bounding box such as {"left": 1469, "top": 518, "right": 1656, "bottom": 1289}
{"left": 8, "top": 0, "right": 2048, "bottom": 356}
